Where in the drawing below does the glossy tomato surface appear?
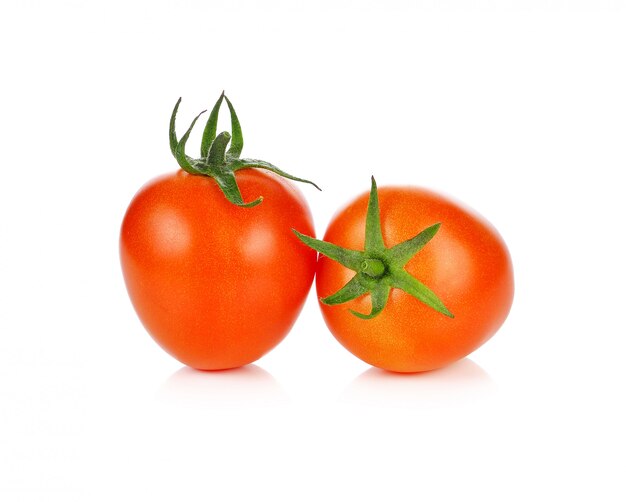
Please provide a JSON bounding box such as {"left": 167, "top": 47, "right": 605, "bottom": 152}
{"left": 316, "top": 186, "right": 514, "bottom": 373}
{"left": 120, "top": 169, "right": 316, "bottom": 370}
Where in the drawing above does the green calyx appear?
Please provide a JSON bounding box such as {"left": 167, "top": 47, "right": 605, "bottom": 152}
{"left": 169, "top": 92, "right": 321, "bottom": 207}
{"left": 294, "top": 177, "right": 454, "bottom": 320}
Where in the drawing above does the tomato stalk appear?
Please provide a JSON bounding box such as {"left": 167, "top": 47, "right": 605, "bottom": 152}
{"left": 360, "top": 258, "right": 386, "bottom": 278}
{"left": 169, "top": 92, "right": 321, "bottom": 207}
{"left": 294, "top": 177, "right": 454, "bottom": 320}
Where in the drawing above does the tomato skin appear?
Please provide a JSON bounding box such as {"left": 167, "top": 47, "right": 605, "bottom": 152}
{"left": 316, "top": 187, "right": 514, "bottom": 373}
{"left": 120, "top": 169, "right": 316, "bottom": 370}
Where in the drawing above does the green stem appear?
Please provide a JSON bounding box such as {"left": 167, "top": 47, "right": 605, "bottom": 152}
{"left": 207, "top": 131, "right": 231, "bottom": 166}
{"left": 360, "top": 258, "right": 386, "bottom": 278}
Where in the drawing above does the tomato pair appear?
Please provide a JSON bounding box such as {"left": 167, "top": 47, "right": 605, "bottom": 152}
{"left": 120, "top": 94, "right": 514, "bottom": 373}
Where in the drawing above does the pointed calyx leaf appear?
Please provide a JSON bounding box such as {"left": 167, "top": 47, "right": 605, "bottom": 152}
{"left": 200, "top": 91, "right": 224, "bottom": 159}
{"left": 169, "top": 97, "right": 182, "bottom": 157}
{"left": 350, "top": 284, "right": 391, "bottom": 320}
{"left": 292, "top": 230, "right": 362, "bottom": 269}
{"left": 173, "top": 106, "right": 206, "bottom": 175}
{"left": 169, "top": 92, "right": 320, "bottom": 207}
{"left": 388, "top": 223, "right": 441, "bottom": 267}
{"left": 224, "top": 95, "right": 243, "bottom": 159}
{"left": 321, "top": 275, "right": 368, "bottom": 306}
{"left": 365, "top": 176, "right": 385, "bottom": 253}
{"left": 231, "top": 159, "right": 321, "bottom": 191}
{"left": 294, "top": 177, "right": 454, "bottom": 320}
{"left": 213, "top": 171, "right": 263, "bottom": 208}
{"left": 392, "top": 270, "right": 453, "bottom": 318}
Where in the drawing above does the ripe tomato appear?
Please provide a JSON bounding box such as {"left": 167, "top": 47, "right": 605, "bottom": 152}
{"left": 120, "top": 169, "right": 316, "bottom": 370}
{"left": 120, "top": 93, "right": 318, "bottom": 370}
{"left": 298, "top": 179, "right": 514, "bottom": 373}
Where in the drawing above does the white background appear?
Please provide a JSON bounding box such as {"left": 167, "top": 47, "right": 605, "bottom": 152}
{"left": 1, "top": 0, "right": 625, "bottom": 500}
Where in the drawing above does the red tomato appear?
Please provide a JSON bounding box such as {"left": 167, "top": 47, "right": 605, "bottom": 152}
{"left": 120, "top": 169, "right": 316, "bottom": 370}
{"left": 311, "top": 184, "right": 514, "bottom": 373}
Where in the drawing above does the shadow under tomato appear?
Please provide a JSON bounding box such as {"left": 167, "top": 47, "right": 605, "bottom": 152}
{"left": 156, "top": 364, "right": 290, "bottom": 407}
{"left": 340, "top": 358, "right": 496, "bottom": 409}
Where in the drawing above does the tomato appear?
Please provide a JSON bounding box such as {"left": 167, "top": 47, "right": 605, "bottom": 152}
{"left": 120, "top": 94, "right": 318, "bottom": 370}
{"left": 296, "top": 178, "right": 514, "bottom": 373}
{"left": 120, "top": 170, "right": 315, "bottom": 370}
